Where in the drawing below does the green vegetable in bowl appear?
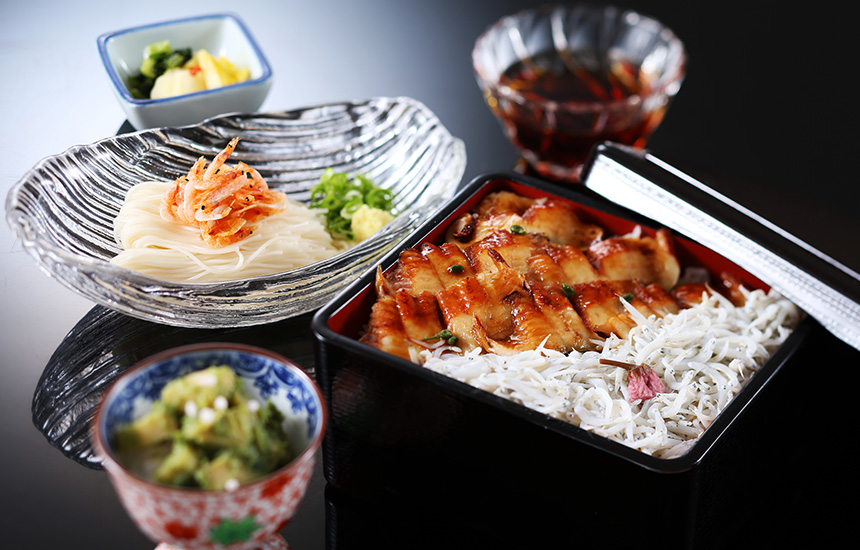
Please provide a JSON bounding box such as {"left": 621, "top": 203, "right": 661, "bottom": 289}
{"left": 139, "top": 40, "right": 190, "bottom": 78}
{"left": 113, "top": 365, "right": 293, "bottom": 490}
{"left": 126, "top": 40, "right": 192, "bottom": 99}
{"left": 309, "top": 168, "right": 396, "bottom": 241}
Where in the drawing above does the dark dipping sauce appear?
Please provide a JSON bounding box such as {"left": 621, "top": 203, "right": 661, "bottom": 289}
{"left": 496, "top": 51, "right": 666, "bottom": 180}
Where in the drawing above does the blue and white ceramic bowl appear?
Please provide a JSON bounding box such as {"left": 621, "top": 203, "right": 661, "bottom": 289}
{"left": 98, "top": 13, "right": 273, "bottom": 130}
{"left": 92, "top": 343, "right": 326, "bottom": 549}
{"left": 97, "top": 343, "right": 325, "bottom": 448}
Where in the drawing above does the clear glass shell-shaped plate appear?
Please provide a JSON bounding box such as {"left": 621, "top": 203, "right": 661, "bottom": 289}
{"left": 6, "top": 97, "right": 467, "bottom": 327}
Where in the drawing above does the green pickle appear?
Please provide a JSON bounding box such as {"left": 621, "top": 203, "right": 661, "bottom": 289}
{"left": 113, "top": 365, "right": 293, "bottom": 490}
{"left": 127, "top": 40, "right": 193, "bottom": 99}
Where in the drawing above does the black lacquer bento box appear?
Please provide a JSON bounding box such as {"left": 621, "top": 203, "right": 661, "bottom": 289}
{"left": 311, "top": 151, "right": 813, "bottom": 550}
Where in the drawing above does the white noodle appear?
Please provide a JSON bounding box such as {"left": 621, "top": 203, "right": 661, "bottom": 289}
{"left": 419, "top": 289, "right": 801, "bottom": 458}
{"left": 110, "top": 181, "right": 348, "bottom": 283}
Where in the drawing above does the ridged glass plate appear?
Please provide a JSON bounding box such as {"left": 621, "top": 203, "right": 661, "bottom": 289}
{"left": 6, "top": 97, "right": 467, "bottom": 327}
{"left": 33, "top": 304, "right": 319, "bottom": 468}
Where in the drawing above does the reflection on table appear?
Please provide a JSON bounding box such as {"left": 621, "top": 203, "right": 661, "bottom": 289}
{"left": 34, "top": 296, "right": 854, "bottom": 549}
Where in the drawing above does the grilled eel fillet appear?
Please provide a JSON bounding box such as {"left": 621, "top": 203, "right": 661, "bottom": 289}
{"left": 361, "top": 191, "right": 706, "bottom": 362}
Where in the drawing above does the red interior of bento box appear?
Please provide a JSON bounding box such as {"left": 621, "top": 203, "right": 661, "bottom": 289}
{"left": 327, "top": 177, "right": 769, "bottom": 339}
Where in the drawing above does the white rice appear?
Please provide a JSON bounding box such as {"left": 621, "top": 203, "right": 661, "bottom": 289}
{"left": 418, "top": 287, "right": 801, "bottom": 458}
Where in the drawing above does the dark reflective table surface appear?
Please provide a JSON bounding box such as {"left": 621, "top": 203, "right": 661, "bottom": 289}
{"left": 31, "top": 308, "right": 859, "bottom": 549}
{"left": 3, "top": 1, "right": 858, "bottom": 549}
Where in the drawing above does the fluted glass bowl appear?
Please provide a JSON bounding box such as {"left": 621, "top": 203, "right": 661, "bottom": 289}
{"left": 473, "top": 4, "right": 686, "bottom": 181}
{"left": 5, "top": 97, "right": 466, "bottom": 328}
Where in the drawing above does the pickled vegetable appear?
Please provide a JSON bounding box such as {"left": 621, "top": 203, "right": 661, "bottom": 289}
{"left": 113, "top": 365, "right": 293, "bottom": 490}
{"left": 126, "top": 40, "right": 251, "bottom": 100}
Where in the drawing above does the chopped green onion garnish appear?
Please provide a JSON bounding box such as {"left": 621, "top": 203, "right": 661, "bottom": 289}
{"left": 510, "top": 224, "right": 526, "bottom": 235}
{"left": 448, "top": 264, "right": 464, "bottom": 274}
{"left": 422, "top": 329, "right": 458, "bottom": 346}
{"left": 309, "top": 168, "right": 395, "bottom": 240}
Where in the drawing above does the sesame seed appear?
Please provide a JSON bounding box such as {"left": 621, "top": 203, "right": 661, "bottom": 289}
{"left": 224, "top": 478, "right": 240, "bottom": 491}
{"left": 214, "top": 396, "right": 229, "bottom": 411}
{"left": 195, "top": 372, "right": 218, "bottom": 387}
{"left": 198, "top": 407, "right": 216, "bottom": 425}
{"left": 184, "top": 401, "right": 198, "bottom": 418}
{"left": 247, "top": 399, "right": 260, "bottom": 413}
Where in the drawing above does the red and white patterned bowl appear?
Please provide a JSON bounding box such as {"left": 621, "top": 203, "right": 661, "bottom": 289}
{"left": 92, "top": 343, "right": 327, "bottom": 550}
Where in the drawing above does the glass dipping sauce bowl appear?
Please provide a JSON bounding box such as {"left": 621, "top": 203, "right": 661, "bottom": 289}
{"left": 472, "top": 4, "right": 686, "bottom": 182}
